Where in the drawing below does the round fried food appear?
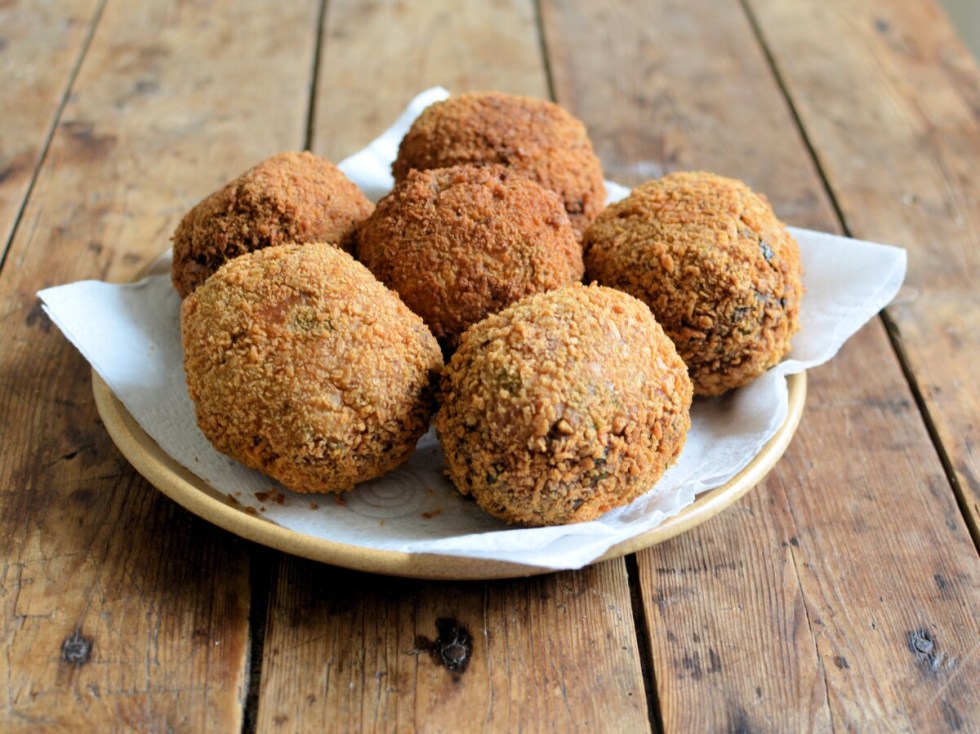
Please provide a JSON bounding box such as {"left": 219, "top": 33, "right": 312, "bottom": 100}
{"left": 392, "top": 92, "right": 606, "bottom": 235}
{"left": 584, "top": 171, "right": 803, "bottom": 396}
{"left": 181, "top": 243, "right": 442, "bottom": 494}
{"left": 356, "top": 164, "right": 583, "bottom": 350}
{"left": 435, "top": 284, "right": 693, "bottom": 526}
{"left": 172, "top": 151, "right": 373, "bottom": 298}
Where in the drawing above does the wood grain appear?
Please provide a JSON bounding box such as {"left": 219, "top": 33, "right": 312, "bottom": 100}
{"left": 542, "top": 0, "right": 980, "bottom": 730}
{"left": 639, "top": 485, "right": 833, "bottom": 733}
{"left": 542, "top": 0, "right": 836, "bottom": 729}
{"left": 540, "top": 0, "right": 834, "bottom": 230}
{"left": 766, "top": 327, "right": 980, "bottom": 731}
{"left": 0, "top": 0, "right": 322, "bottom": 729}
{"left": 311, "top": 0, "right": 547, "bottom": 161}
{"left": 257, "top": 561, "right": 648, "bottom": 733}
{"left": 256, "top": 1, "right": 650, "bottom": 731}
{"left": 0, "top": 0, "right": 102, "bottom": 262}
{"left": 745, "top": 0, "right": 980, "bottom": 541}
{"left": 640, "top": 324, "right": 980, "bottom": 732}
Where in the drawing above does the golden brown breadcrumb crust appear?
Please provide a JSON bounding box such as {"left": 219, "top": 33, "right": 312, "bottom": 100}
{"left": 356, "top": 164, "right": 584, "bottom": 350}
{"left": 171, "top": 151, "right": 373, "bottom": 298}
{"left": 584, "top": 172, "right": 803, "bottom": 396}
{"left": 181, "top": 244, "right": 442, "bottom": 494}
{"left": 435, "top": 284, "right": 692, "bottom": 526}
{"left": 392, "top": 92, "right": 606, "bottom": 235}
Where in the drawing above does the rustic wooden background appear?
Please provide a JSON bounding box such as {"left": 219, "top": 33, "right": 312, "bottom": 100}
{"left": 1, "top": 0, "right": 977, "bottom": 731}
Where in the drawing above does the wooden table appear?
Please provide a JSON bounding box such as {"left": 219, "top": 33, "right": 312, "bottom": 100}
{"left": 2, "top": 1, "right": 978, "bottom": 731}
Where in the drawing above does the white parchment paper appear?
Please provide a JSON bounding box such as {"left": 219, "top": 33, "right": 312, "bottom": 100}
{"left": 39, "top": 88, "right": 907, "bottom": 570}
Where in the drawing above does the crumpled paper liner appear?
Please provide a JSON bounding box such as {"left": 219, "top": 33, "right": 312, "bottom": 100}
{"left": 39, "top": 88, "right": 907, "bottom": 570}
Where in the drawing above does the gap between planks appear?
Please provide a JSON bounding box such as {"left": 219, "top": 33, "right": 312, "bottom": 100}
{"left": 242, "top": 547, "right": 278, "bottom": 734}
{"left": 304, "top": 0, "right": 330, "bottom": 153}
{"left": 243, "top": 3, "right": 329, "bottom": 733}
{"left": 879, "top": 310, "right": 980, "bottom": 550}
{"left": 533, "top": 0, "right": 558, "bottom": 103}
{"left": 626, "top": 554, "right": 665, "bottom": 734}
{"left": 535, "top": 6, "right": 666, "bottom": 722}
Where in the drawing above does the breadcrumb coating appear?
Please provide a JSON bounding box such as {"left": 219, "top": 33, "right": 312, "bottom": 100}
{"left": 435, "top": 284, "right": 692, "bottom": 526}
{"left": 392, "top": 92, "right": 606, "bottom": 235}
{"left": 172, "top": 151, "right": 373, "bottom": 297}
{"left": 181, "top": 244, "right": 442, "bottom": 494}
{"left": 584, "top": 172, "right": 803, "bottom": 396}
{"left": 356, "top": 164, "right": 584, "bottom": 350}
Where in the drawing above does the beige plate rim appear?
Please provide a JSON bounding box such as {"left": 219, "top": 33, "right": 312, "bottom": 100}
{"left": 92, "top": 370, "right": 806, "bottom": 580}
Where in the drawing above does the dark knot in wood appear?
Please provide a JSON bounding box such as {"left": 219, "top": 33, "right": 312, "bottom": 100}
{"left": 61, "top": 628, "right": 94, "bottom": 666}
{"left": 412, "top": 617, "right": 473, "bottom": 675}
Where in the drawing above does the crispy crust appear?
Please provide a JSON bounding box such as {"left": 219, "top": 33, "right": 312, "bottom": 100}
{"left": 392, "top": 92, "right": 606, "bottom": 235}
{"left": 356, "top": 164, "right": 584, "bottom": 350}
{"left": 171, "top": 151, "right": 373, "bottom": 297}
{"left": 435, "top": 284, "right": 692, "bottom": 526}
{"left": 181, "top": 244, "right": 442, "bottom": 493}
{"left": 584, "top": 172, "right": 803, "bottom": 395}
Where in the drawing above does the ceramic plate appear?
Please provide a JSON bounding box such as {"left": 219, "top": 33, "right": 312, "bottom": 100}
{"left": 93, "top": 371, "right": 805, "bottom": 579}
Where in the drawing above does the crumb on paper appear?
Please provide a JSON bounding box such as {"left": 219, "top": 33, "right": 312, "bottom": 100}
{"left": 335, "top": 495, "right": 347, "bottom": 506}
{"left": 244, "top": 507, "right": 258, "bottom": 516}
{"left": 255, "top": 489, "right": 286, "bottom": 505}
{"left": 309, "top": 502, "right": 319, "bottom": 510}
{"left": 422, "top": 508, "right": 443, "bottom": 519}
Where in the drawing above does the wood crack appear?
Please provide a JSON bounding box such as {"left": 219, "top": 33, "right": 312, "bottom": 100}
{"left": 784, "top": 539, "right": 835, "bottom": 734}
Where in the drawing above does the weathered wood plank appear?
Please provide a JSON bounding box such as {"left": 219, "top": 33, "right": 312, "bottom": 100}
{"left": 311, "top": 0, "right": 546, "bottom": 162}
{"left": 764, "top": 327, "right": 979, "bottom": 731}
{"left": 639, "top": 486, "right": 831, "bottom": 733}
{"left": 0, "top": 0, "right": 322, "bottom": 729}
{"left": 258, "top": 561, "right": 648, "bottom": 733}
{"left": 643, "top": 324, "right": 980, "bottom": 732}
{"left": 746, "top": 0, "right": 980, "bottom": 541}
{"left": 0, "top": 0, "right": 102, "bottom": 263}
{"left": 542, "top": 1, "right": 837, "bottom": 730}
{"left": 255, "top": 1, "right": 651, "bottom": 731}
{"left": 542, "top": 0, "right": 980, "bottom": 730}
{"left": 541, "top": 0, "right": 833, "bottom": 229}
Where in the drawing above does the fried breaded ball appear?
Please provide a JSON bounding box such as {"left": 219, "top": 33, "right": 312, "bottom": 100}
{"left": 181, "top": 243, "right": 442, "bottom": 494}
{"left": 356, "top": 164, "right": 584, "bottom": 350}
{"left": 584, "top": 172, "right": 803, "bottom": 396}
{"left": 171, "top": 151, "right": 373, "bottom": 298}
{"left": 392, "top": 92, "right": 606, "bottom": 235}
{"left": 435, "top": 284, "right": 692, "bottom": 526}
